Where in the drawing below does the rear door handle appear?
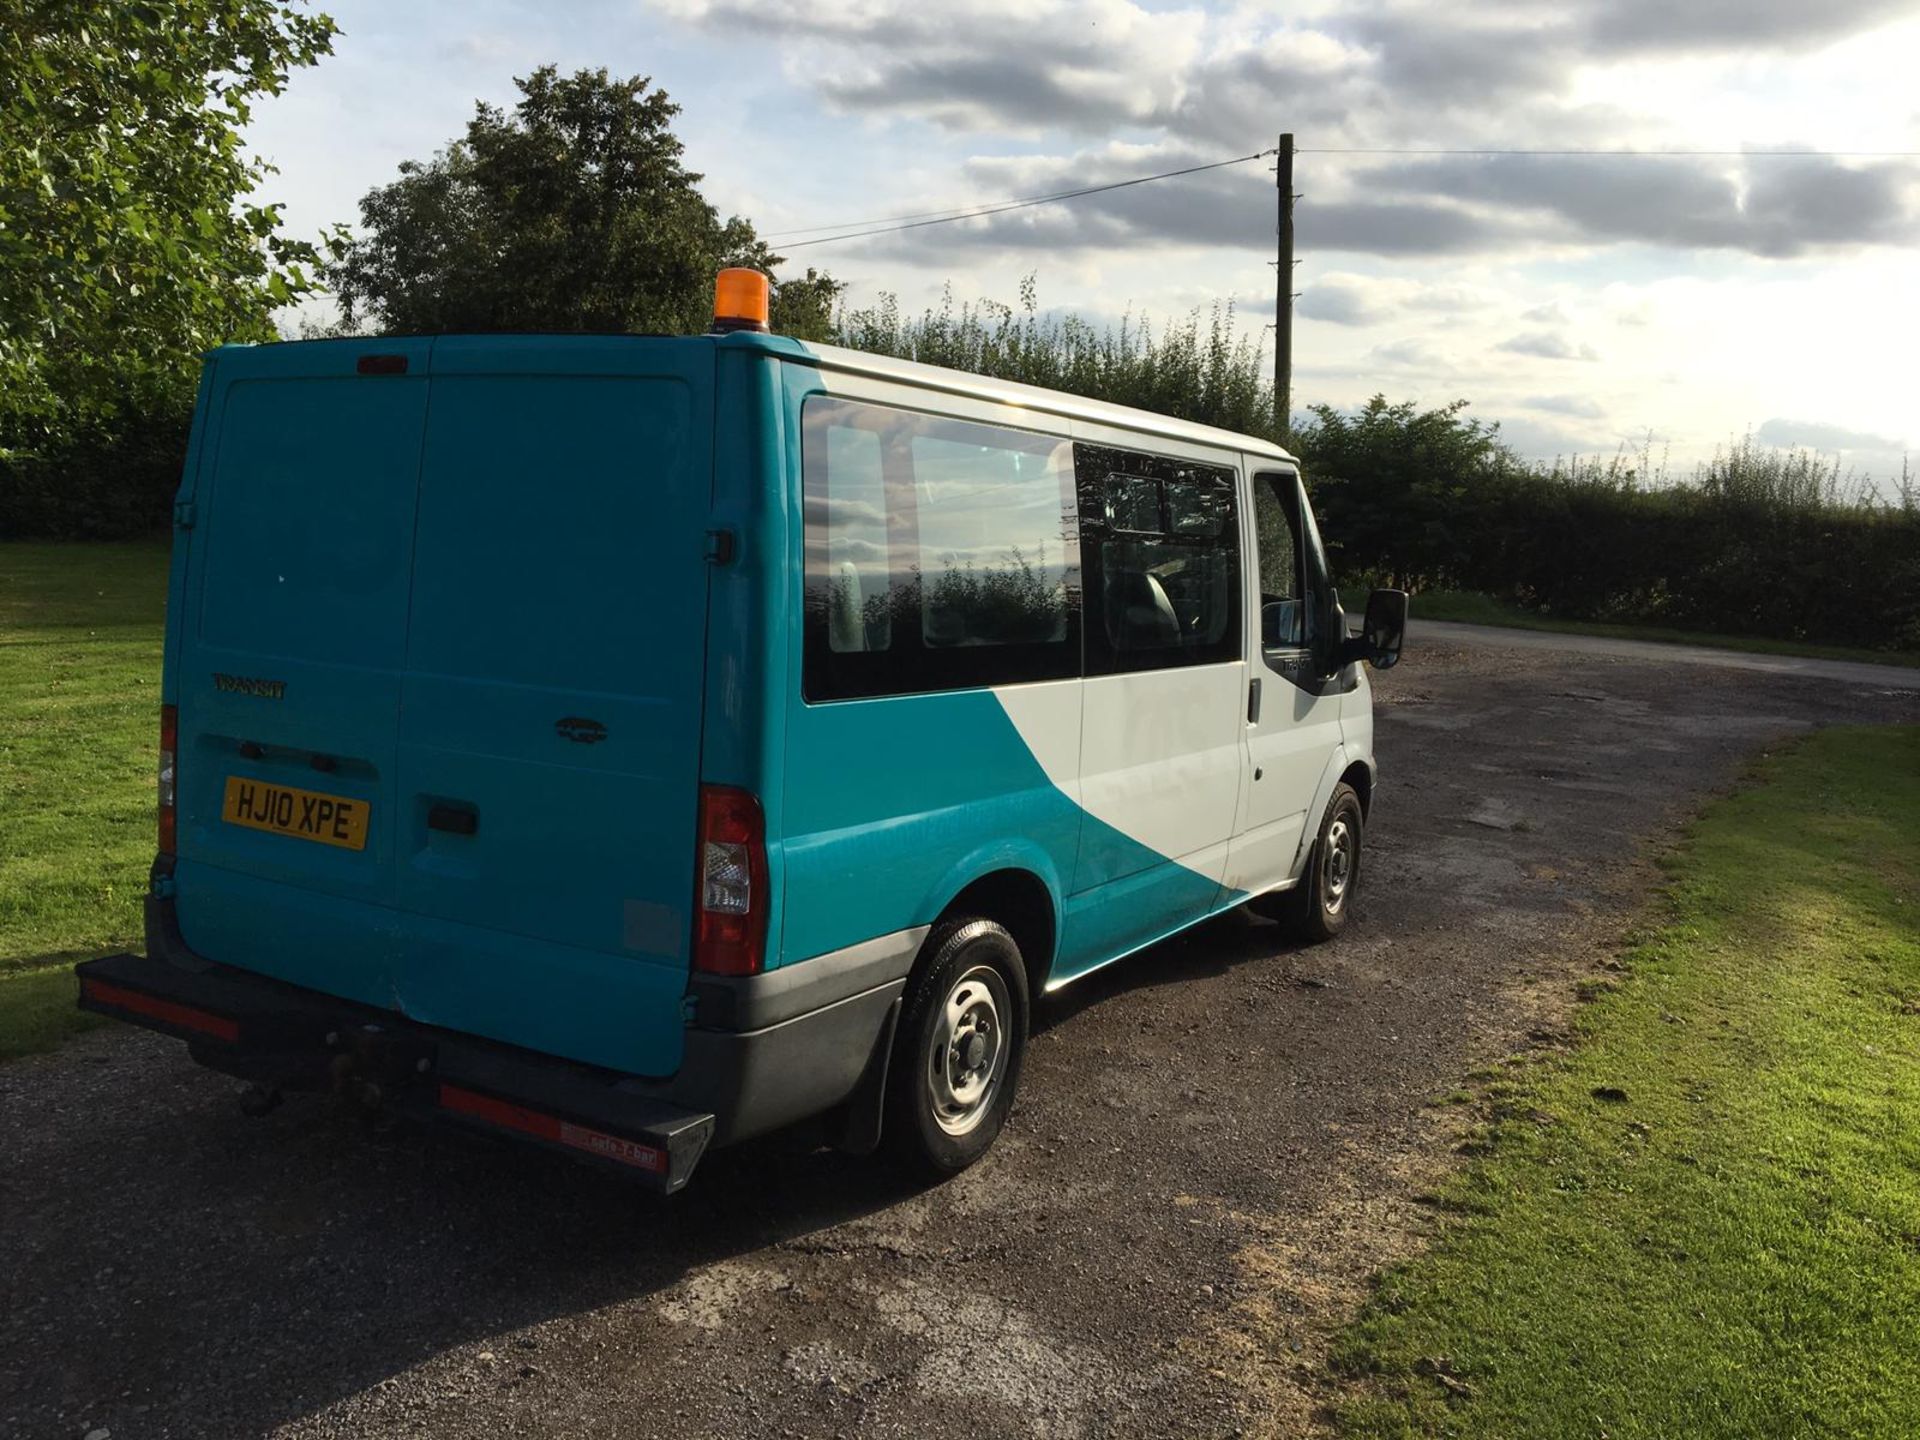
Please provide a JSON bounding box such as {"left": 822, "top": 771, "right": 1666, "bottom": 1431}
{"left": 1247, "top": 676, "right": 1262, "bottom": 724}
{"left": 427, "top": 803, "right": 478, "bottom": 836}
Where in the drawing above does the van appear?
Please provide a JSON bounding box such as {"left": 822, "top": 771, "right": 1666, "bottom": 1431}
{"left": 78, "top": 272, "right": 1406, "bottom": 1193}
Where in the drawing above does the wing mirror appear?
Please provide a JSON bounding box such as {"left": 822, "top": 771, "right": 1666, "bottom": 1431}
{"left": 1337, "top": 588, "right": 1408, "bottom": 670}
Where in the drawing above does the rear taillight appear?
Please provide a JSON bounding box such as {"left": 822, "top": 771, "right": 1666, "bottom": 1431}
{"left": 158, "top": 704, "right": 178, "bottom": 856}
{"left": 693, "top": 785, "right": 767, "bottom": 976}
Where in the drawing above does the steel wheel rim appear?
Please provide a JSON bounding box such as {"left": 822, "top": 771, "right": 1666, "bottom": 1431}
{"left": 1323, "top": 816, "right": 1355, "bottom": 914}
{"left": 926, "top": 963, "right": 1010, "bottom": 1137}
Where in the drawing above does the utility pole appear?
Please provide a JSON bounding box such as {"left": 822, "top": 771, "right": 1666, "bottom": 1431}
{"left": 1275, "top": 131, "right": 1295, "bottom": 438}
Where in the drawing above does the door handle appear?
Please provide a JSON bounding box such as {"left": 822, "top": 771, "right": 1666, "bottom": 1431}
{"left": 427, "top": 803, "right": 478, "bottom": 836}
{"left": 1247, "top": 676, "right": 1262, "bottom": 724}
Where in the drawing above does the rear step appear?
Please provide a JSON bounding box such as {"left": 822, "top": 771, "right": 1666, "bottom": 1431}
{"left": 75, "top": 952, "right": 715, "bottom": 1193}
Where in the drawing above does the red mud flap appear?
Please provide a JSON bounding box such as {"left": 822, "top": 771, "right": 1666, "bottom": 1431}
{"left": 75, "top": 952, "right": 715, "bottom": 1194}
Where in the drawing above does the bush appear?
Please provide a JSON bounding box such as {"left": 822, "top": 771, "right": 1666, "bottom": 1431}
{"left": 0, "top": 401, "right": 192, "bottom": 540}
{"left": 1447, "top": 441, "right": 1920, "bottom": 652}
{"left": 834, "top": 279, "right": 1277, "bottom": 442}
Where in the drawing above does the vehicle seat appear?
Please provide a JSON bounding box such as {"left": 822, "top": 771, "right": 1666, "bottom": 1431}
{"left": 1107, "top": 569, "right": 1180, "bottom": 649}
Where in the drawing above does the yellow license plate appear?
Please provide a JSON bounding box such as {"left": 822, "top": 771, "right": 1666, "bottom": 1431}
{"left": 222, "top": 776, "right": 370, "bottom": 851}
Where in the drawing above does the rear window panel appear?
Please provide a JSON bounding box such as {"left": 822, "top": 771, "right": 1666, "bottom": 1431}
{"left": 196, "top": 378, "right": 427, "bottom": 668}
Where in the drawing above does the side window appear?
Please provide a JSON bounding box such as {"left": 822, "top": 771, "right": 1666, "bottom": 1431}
{"left": 1077, "top": 444, "right": 1240, "bottom": 674}
{"left": 1251, "top": 471, "right": 1308, "bottom": 651}
{"left": 802, "top": 397, "right": 1079, "bottom": 701}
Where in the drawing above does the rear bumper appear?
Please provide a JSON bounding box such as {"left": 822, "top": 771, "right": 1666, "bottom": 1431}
{"left": 76, "top": 896, "right": 916, "bottom": 1191}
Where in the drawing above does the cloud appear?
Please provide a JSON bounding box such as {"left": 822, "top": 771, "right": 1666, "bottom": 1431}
{"left": 1755, "top": 418, "right": 1909, "bottom": 452}
{"left": 1525, "top": 394, "right": 1607, "bottom": 418}
{"left": 1362, "top": 152, "right": 1920, "bottom": 258}
{"left": 1582, "top": 0, "right": 1918, "bottom": 54}
{"left": 1369, "top": 338, "right": 1448, "bottom": 368}
{"left": 1297, "top": 279, "right": 1389, "bottom": 326}
{"left": 1498, "top": 331, "right": 1600, "bottom": 361}
{"left": 659, "top": 0, "right": 1204, "bottom": 136}
{"left": 1296, "top": 273, "right": 1500, "bottom": 326}
{"left": 661, "top": 0, "right": 1920, "bottom": 260}
{"left": 1492, "top": 415, "right": 1608, "bottom": 461}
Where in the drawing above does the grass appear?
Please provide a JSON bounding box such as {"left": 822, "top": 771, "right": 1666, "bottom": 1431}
{"left": 1410, "top": 589, "right": 1920, "bottom": 670}
{"left": 1331, "top": 725, "right": 1920, "bottom": 1438}
{"left": 0, "top": 539, "right": 171, "bottom": 1057}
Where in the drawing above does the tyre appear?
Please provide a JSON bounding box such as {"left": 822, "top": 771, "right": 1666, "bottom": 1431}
{"left": 1262, "top": 782, "right": 1363, "bottom": 943}
{"left": 883, "top": 918, "right": 1029, "bottom": 1180}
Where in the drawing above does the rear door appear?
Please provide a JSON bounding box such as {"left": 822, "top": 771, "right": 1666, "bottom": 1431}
{"left": 392, "top": 338, "right": 713, "bottom": 1072}
{"left": 174, "top": 340, "right": 433, "bottom": 993}
{"left": 172, "top": 337, "right": 713, "bottom": 1077}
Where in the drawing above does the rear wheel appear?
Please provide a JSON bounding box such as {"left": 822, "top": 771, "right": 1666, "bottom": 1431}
{"left": 883, "top": 918, "right": 1029, "bottom": 1179}
{"left": 1255, "top": 782, "right": 1364, "bottom": 943}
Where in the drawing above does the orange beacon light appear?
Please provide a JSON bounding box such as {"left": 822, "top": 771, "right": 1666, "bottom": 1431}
{"left": 712, "top": 268, "right": 771, "bottom": 334}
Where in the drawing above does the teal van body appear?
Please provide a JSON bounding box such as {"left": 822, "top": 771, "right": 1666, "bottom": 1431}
{"left": 80, "top": 327, "right": 1387, "bottom": 1190}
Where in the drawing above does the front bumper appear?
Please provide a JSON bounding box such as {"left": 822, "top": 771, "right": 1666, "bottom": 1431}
{"left": 76, "top": 896, "right": 916, "bottom": 1192}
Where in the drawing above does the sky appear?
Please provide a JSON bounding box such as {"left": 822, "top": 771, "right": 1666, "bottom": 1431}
{"left": 246, "top": 0, "right": 1920, "bottom": 492}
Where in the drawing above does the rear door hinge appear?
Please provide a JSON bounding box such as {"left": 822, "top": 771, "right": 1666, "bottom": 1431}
{"left": 172, "top": 499, "right": 197, "bottom": 530}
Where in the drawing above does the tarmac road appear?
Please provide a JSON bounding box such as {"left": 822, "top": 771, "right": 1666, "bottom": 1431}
{"left": 1404, "top": 617, "right": 1920, "bottom": 690}
{"left": 4, "top": 630, "right": 1916, "bottom": 1440}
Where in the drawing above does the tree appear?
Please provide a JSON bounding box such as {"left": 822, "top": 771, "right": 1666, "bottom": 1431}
{"left": 327, "top": 67, "right": 841, "bottom": 341}
{"left": 1292, "top": 396, "right": 1520, "bottom": 588}
{"left": 0, "top": 0, "right": 339, "bottom": 456}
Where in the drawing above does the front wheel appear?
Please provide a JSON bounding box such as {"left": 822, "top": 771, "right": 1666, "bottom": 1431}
{"left": 1256, "top": 782, "right": 1364, "bottom": 943}
{"left": 883, "top": 918, "right": 1029, "bottom": 1180}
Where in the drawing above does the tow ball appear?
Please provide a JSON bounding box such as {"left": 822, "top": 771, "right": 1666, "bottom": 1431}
{"left": 329, "top": 1023, "right": 435, "bottom": 1127}
{"left": 233, "top": 1022, "right": 435, "bottom": 1123}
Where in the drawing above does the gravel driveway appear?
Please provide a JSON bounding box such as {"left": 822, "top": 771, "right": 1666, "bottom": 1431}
{"left": 5, "top": 632, "right": 1915, "bottom": 1440}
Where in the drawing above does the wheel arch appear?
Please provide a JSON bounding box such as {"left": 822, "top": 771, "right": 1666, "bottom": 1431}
{"left": 928, "top": 865, "right": 1059, "bottom": 1004}
{"left": 1339, "top": 757, "right": 1375, "bottom": 819}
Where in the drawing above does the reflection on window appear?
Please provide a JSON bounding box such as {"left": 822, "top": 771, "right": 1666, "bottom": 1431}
{"left": 1105, "top": 474, "right": 1161, "bottom": 534}
{"left": 823, "top": 425, "right": 890, "bottom": 653}
{"left": 911, "top": 435, "right": 1071, "bottom": 648}
{"left": 802, "top": 398, "right": 1080, "bottom": 700}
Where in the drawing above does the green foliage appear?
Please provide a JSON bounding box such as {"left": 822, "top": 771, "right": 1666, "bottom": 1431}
{"left": 0, "top": 404, "right": 198, "bottom": 540}
{"left": 0, "top": 0, "right": 339, "bottom": 459}
{"left": 1442, "top": 438, "right": 1920, "bottom": 652}
{"left": 1333, "top": 726, "right": 1920, "bottom": 1437}
{"left": 833, "top": 278, "right": 1278, "bottom": 440}
{"left": 326, "top": 66, "right": 842, "bottom": 341}
{"left": 1292, "top": 396, "right": 1522, "bottom": 589}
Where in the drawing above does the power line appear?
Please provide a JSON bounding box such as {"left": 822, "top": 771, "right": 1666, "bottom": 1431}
{"left": 769, "top": 149, "right": 1276, "bottom": 251}
{"left": 764, "top": 183, "right": 1156, "bottom": 239}
{"left": 1301, "top": 146, "right": 1920, "bottom": 156}
{"left": 764, "top": 142, "right": 1916, "bottom": 252}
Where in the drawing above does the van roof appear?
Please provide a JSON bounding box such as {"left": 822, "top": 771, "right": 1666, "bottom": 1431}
{"left": 757, "top": 335, "right": 1300, "bottom": 465}
{"left": 215, "top": 333, "right": 1299, "bottom": 465}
